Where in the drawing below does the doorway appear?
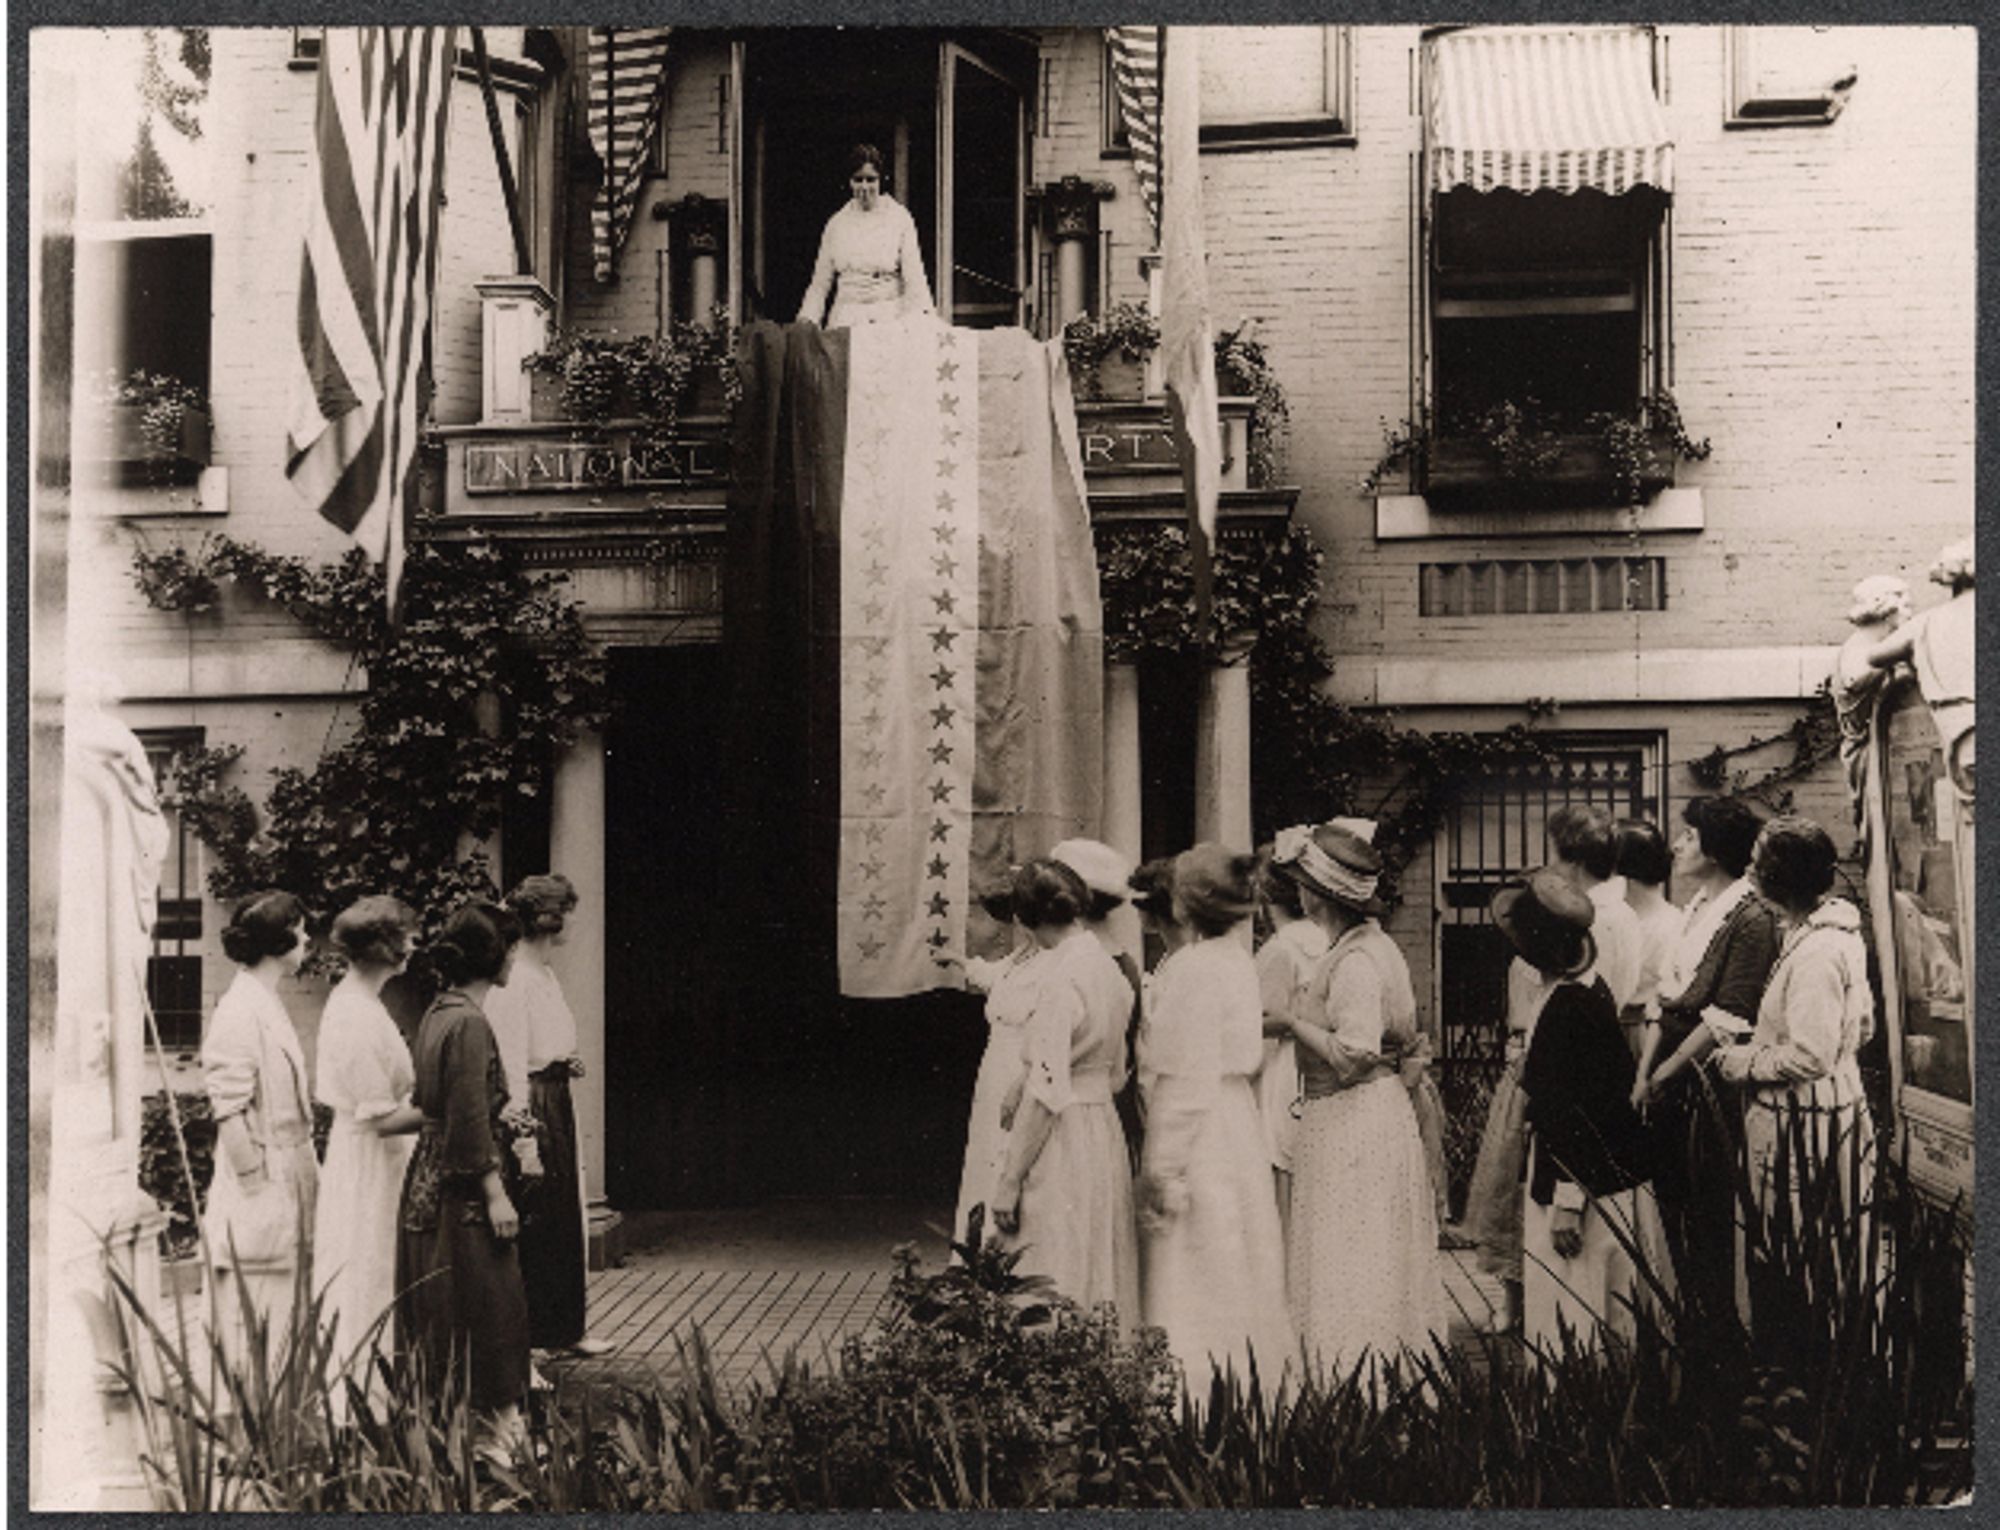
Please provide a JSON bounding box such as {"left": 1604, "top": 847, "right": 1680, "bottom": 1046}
{"left": 743, "top": 29, "right": 1029, "bottom": 329}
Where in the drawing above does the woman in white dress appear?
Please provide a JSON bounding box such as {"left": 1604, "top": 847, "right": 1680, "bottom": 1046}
{"left": 1274, "top": 824, "right": 1447, "bottom": 1385}
{"left": 797, "top": 143, "right": 934, "bottom": 330}
{"left": 312, "top": 896, "right": 423, "bottom": 1401}
{"left": 1138, "top": 844, "right": 1293, "bottom": 1391}
{"left": 201, "top": 890, "right": 319, "bottom": 1370}
{"left": 1251, "top": 847, "right": 1325, "bottom": 1248}
{"left": 953, "top": 880, "right": 1042, "bottom": 1252}
{"left": 990, "top": 859, "right": 1140, "bottom": 1327}
{"left": 1714, "top": 817, "right": 1877, "bottom": 1313}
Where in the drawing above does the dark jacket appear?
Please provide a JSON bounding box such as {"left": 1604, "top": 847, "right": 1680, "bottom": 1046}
{"left": 1656, "top": 886, "right": 1783, "bottom": 1053}
{"left": 1522, "top": 976, "right": 1654, "bottom": 1204}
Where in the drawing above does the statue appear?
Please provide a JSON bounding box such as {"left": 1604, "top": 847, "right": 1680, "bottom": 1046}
{"left": 1831, "top": 575, "right": 1911, "bottom": 825}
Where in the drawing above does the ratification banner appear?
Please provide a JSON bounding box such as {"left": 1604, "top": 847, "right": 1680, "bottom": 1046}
{"left": 724, "top": 317, "right": 1103, "bottom": 1000}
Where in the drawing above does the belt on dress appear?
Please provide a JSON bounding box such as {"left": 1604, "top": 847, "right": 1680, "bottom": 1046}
{"left": 1068, "top": 1067, "right": 1116, "bottom": 1105}
{"left": 1300, "top": 1060, "right": 1396, "bottom": 1101}
{"left": 530, "top": 1062, "right": 573, "bottom": 1083}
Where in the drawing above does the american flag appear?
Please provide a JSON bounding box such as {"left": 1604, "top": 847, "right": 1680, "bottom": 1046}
{"left": 286, "top": 27, "right": 458, "bottom": 612}
{"left": 1106, "top": 26, "right": 1163, "bottom": 237}
{"left": 587, "top": 27, "right": 673, "bottom": 283}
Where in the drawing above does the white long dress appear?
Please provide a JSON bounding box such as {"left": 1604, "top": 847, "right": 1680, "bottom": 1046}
{"left": 952, "top": 944, "right": 1043, "bottom": 1251}
{"left": 1140, "top": 936, "right": 1295, "bottom": 1389}
{"left": 312, "top": 972, "right": 416, "bottom": 1393}
{"left": 1251, "top": 918, "right": 1328, "bottom": 1173}
{"left": 798, "top": 194, "right": 934, "bottom": 330}
{"left": 1004, "top": 928, "right": 1140, "bottom": 1327}
{"left": 1288, "top": 922, "right": 1449, "bottom": 1383}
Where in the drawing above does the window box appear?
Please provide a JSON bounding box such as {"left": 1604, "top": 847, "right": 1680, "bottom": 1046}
{"left": 88, "top": 401, "right": 211, "bottom": 486}
{"left": 1424, "top": 428, "right": 1679, "bottom": 507}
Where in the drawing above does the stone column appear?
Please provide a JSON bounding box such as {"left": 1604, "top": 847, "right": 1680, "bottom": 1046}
{"left": 668, "top": 194, "right": 727, "bottom": 327}
{"left": 1032, "top": 176, "right": 1115, "bottom": 328}
{"left": 1194, "top": 633, "right": 1256, "bottom": 849}
{"left": 477, "top": 276, "right": 554, "bottom": 425}
{"left": 1101, "top": 661, "right": 1143, "bottom": 962}
{"left": 548, "top": 730, "right": 608, "bottom": 1197}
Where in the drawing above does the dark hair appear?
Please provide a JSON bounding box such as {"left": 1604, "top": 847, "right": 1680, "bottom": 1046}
{"left": 1083, "top": 890, "right": 1124, "bottom": 924}
{"left": 978, "top": 884, "right": 1017, "bottom": 924}
{"left": 1128, "top": 858, "right": 1178, "bottom": 923}
{"left": 1012, "top": 858, "right": 1088, "bottom": 931}
{"left": 1752, "top": 815, "right": 1840, "bottom": 912}
{"left": 1176, "top": 847, "right": 1260, "bottom": 940}
{"left": 1547, "top": 803, "right": 1617, "bottom": 881}
{"left": 221, "top": 890, "right": 307, "bottom": 966}
{"left": 1683, "top": 795, "right": 1766, "bottom": 879}
{"left": 431, "top": 902, "right": 524, "bottom": 988}
{"left": 1255, "top": 845, "right": 1306, "bottom": 920}
{"left": 506, "top": 872, "right": 578, "bottom": 937}
{"left": 330, "top": 895, "right": 417, "bottom": 969}
{"left": 846, "top": 142, "right": 885, "bottom": 179}
{"left": 1613, "top": 818, "right": 1672, "bottom": 887}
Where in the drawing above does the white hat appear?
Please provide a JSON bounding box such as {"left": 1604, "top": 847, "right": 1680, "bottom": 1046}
{"left": 1049, "top": 838, "right": 1132, "bottom": 902}
{"left": 1846, "top": 574, "right": 1910, "bottom": 625}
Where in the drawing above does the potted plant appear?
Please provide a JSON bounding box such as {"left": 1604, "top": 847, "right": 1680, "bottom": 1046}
{"left": 95, "top": 369, "right": 211, "bottom": 483}
{"left": 1414, "top": 392, "right": 1709, "bottom": 506}
{"left": 525, "top": 309, "right": 740, "bottom": 441}
{"left": 1062, "top": 302, "right": 1160, "bottom": 400}
{"left": 1212, "top": 320, "right": 1290, "bottom": 488}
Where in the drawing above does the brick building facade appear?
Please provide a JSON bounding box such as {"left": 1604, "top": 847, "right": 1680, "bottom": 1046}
{"left": 59, "top": 25, "right": 1974, "bottom": 1208}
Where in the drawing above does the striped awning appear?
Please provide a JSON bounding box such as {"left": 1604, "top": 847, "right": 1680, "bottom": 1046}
{"left": 587, "top": 26, "right": 672, "bottom": 282}
{"left": 1426, "top": 26, "right": 1673, "bottom": 197}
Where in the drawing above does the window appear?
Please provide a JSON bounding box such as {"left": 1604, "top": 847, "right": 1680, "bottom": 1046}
{"left": 1104, "top": 26, "right": 1355, "bottom": 153}
{"left": 1430, "top": 186, "right": 1668, "bottom": 441}
{"left": 1420, "top": 556, "right": 1665, "bottom": 616}
{"left": 1725, "top": 26, "right": 1857, "bottom": 127}
{"left": 138, "top": 730, "right": 206, "bottom": 1054}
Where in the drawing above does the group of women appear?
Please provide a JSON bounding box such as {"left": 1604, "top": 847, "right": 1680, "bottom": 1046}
{"left": 1464, "top": 799, "right": 1880, "bottom": 1353}
{"left": 198, "top": 877, "right": 604, "bottom": 1457}
{"left": 954, "top": 824, "right": 1449, "bottom": 1390}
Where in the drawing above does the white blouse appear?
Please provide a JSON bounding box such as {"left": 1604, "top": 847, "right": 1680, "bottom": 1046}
{"left": 484, "top": 952, "right": 578, "bottom": 1105}
{"left": 798, "top": 196, "right": 934, "bottom": 329}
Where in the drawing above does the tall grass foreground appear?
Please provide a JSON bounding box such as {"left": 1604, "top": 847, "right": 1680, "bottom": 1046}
{"left": 109, "top": 1128, "right": 1970, "bottom": 1509}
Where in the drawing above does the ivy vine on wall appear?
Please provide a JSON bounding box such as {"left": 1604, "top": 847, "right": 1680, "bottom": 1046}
{"left": 131, "top": 528, "right": 609, "bottom": 960}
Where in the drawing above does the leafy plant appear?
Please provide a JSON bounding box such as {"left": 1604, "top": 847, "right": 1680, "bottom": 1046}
{"left": 139, "top": 1091, "right": 217, "bottom": 1256}
{"left": 98, "top": 369, "right": 208, "bottom": 475}
{"left": 526, "top": 309, "right": 741, "bottom": 451}
{"left": 129, "top": 535, "right": 224, "bottom": 611}
{"left": 1212, "top": 320, "right": 1290, "bottom": 488}
{"left": 129, "top": 531, "right": 609, "bottom": 970}
{"left": 1468, "top": 396, "right": 1567, "bottom": 480}
{"left": 1359, "top": 416, "right": 1431, "bottom": 495}
{"left": 1061, "top": 302, "right": 1161, "bottom": 398}
{"left": 1588, "top": 390, "right": 1714, "bottom": 504}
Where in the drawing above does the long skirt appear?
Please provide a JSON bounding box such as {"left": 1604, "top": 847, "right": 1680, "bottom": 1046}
{"left": 1289, "top": 1076, "right": 1448, "bottom": 1383}
{"left": 396, "top": 1148, "right": 529, "bottom": 1413}
{"left": 1522, "top": 1179, "right": 1675, "bottom": 1361}
{"left": 1410, "top": 1069, "right": 1450, "bottom": 1222}
{"left": 952, "top": 1028, "right": 1024, "bottom": 1253}
{"left": 206, "top": 1137, "right": 318, "bottom": 1380}
{"left": 1008, "top": 1100, "right": 1139, "bottom": 1330}
{"left": 521, "top": 1072, "right": 588, "bottom": 1351}
{"left": 1649, "top": 1066, "right": 1743, "bottom": 1326}
{"left": 1464, "top": 1061, "right": 1528, "bottom": 1280}
{"left": 1142, "top": 1077, "right": 1293, "bottom": 1390}
{"left": 315, "top": 1116, "right": 413, "bottom": 1402}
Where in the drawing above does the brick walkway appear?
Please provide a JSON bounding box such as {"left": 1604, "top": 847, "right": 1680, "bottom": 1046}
{"left": 546, "top": 1208, "right": 1507, "bottom": 1398}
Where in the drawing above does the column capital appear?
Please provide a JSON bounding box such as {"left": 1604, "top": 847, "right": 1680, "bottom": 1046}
{"left": 1030, "top": 175, "right": 1116, "bottom": 241}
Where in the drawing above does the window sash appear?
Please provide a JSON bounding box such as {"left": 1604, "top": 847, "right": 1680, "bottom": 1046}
{"left": 1103, "top": 26, "right": 1355, "bottom": 154}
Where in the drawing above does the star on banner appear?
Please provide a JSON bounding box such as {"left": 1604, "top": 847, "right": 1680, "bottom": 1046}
{"left": 939, "top": 329, "right": 958, "bottom": 349}
{"left": 929, "top": 819, "right": 951, "bottom": 843}
{"left": 935, "top": 490, "right": 956, "bottom": 513}
{"left": 929, "top": 702, "right": 956, "bottom": 729}
{"left": 927, "top": 891, "right": 951, "bottom": 919}
{"left": 929, "top": 663, "right": 955, "bottom": 692}
{"left": 936, "top": 358, "right": 959, "bottom": 382}
{"left": 938, "top": 393, "right": 959, "bottom": 416}
{"left": 860, "top": 855, "right": 887, "bottom": 881}
{"left": 931, "top": 589, "right": 957, "bottom": 616}
{"left": 861, "top": 780, "right": 887, "bottom": 807}
{"left": 862, "top": 672, "right": 887, "bottom": 699}
{"left": 932, "top": 551, "right": 960, "bottom": 579}
{"left": 861, "top": 523, "right": 886, "bottom": 549}
{"left": 927, "top": 854, "right": 950, "bottom": 879}
{"left": 864, "top": 558, "right": 890, "bottom": 587}
{"left": 929, "top": 779, "right": 954, "bottom": 803}
{"left": 862, "top": 599, "right": 886, "bottom": 625}
{"left": 859, "top": 636, "right": 888, "bottom": 659}
{"left": 858, "top": 744, "right": 885, "bottom": 770}
{"left": 930, "top": 627, "right": 958, "bottom": 653}
{"left": 932, "top": 522, "right": 957, "bottom": 544}
{"left": 936, "top": 457, "right": 958, "bottom": 479}
{"left": 928, "top": 740, "right": 954, "bottom": 766}
{"left": 863, "top": 892, "right": 888, "bottom": 921}
{"left": 942, "top": 424, "right": 962, "bottom": 446}
{"left": 861, "top": 708, "right": 886, "bottom": 733}
{"left": 862, "top": 821, "right": 888, "bottom": 845}
{"left": 927, "top": 928, "right": 952, "bottom": 950}
{"left": 859, "top": 935, "right": 886, "bottom": 959}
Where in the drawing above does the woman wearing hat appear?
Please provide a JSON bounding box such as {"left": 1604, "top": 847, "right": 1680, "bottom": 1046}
{"left": 1051, "top": 839, "right": 1146, "bottom": 1169}
{"left": 1251, "top": 845, "right": 1328, "bottom": 1247}
{"left": 1136, "top": 844, "right": 1293, "bottom": 1387}
{"left": 1273, "top": 824, "right": 1445, "bottom": 1383}
{"left": 1505, "top": 868, "right": 1665, "bottom": 1355}
{"left": 989, "top": 860, "right": 1140, "bottom": 1325}
{"left": 952, "top": 878, "right": 1042, "bottom": 1251}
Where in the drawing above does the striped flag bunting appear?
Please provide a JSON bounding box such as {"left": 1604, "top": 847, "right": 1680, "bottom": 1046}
{"left": 286, "top": 26, "right": 458, "bottom": 613}
{"left": 1157, "top": 27, "right": 1222, "bottom": 636}
{"left": 1426, "top": 26, "right": 1674, "bottom": 197}
{"left": 587, "top": 26, "right": 673, "bottom": 282}
{"left": 1106, "top": 25, "right": 1162, "bottom": 238}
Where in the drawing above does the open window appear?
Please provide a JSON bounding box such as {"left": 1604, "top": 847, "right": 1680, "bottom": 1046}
{"left": 1417, "top": 26, "right": 1679, "bottom": 507}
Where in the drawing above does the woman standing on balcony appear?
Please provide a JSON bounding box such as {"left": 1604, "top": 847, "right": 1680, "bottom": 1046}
{"left": 1137, "top": 844, "right": 1293, "bottom": 1388}
{"left": 988, "top": 859, "right": 1139, "bottom": 1326}
{"left": 797, "top": 143, "right": 935, "bottom": 331}
{"left": 313, "top": 896, "right": 423, "bottom": 1404}
{"left": 1278, "top": 823, "right": 1446, "bottom": 1384}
